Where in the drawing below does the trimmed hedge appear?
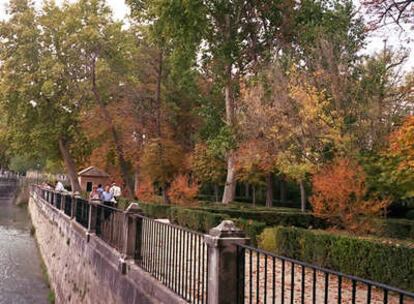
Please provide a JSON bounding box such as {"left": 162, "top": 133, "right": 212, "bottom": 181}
{"left": 233, "top": 218, "right": 267, "bottom": 245}
{"left": 139, "top": 202, "right": 172, "bottom": 219}
{"left": 406, "top": 210, "right": 414, "bottom": 220}
{"left": 195, "top": 207, "right": 327, "bottom": 229}
{"left": 139, "top": 202, "right": 266, "bottom": 243}
{"left": 374, "top": 218, "right": 414, "bottom": 239}
{"left": 259, "top": 226, "right": 414, "bottom": 291}
{"left": 169, "top": 207, "right": 227, "bottom": 233}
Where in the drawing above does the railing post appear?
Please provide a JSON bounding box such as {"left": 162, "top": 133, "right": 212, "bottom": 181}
{"left": 88, "top": 201, "right": 99, "bottom": 233}
{"left": 71, "top": 192, "right": 80, "bottom": 219}
{"left": 205, "top": 220, "right": 249, "bottom": 304}
{"left": 122, "top": 203, "right": 143, "bottom": 259}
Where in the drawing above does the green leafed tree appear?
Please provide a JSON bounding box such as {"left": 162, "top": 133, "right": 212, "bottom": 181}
{"left": 0, "top": 0, "right": 92, "bottom": 191}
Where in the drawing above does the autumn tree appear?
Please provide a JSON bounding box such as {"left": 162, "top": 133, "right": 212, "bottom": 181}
{"left": 127, "top": 0, "right": 295, "bottom": 204}
{"left": 192, "top": 143, "right": 226, "bottom": 202}
{"left": 140, "top": 138, "right": 185, "bottom": 204}
{"left": 310, "top": 158, "right": 390, "bottom": 232}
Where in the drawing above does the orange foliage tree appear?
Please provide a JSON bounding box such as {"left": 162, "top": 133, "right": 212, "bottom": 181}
{"left": 310, "top": 158, "right": 390, "bottom": 232}
{"left": 168, "top": 174, "right": 199, "bottom": 206}
{"left": 389, "top": 115, "right": 414, "bottom": 170}
{"left": 136, "top": 178, "right": 155, "bottom": 202}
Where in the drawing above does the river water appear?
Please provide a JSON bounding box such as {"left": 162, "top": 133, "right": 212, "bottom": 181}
{"left": 0, "top": 181, "right": 50, "bottom": 304}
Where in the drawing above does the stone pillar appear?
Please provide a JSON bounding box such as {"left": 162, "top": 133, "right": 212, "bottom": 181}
{"left": 205, "top": 220, "right": 249, "bottom": 304}
{"left": 122, "top": 203, "right": 143, "bottom": 259}
{"left": 88, "top": 201, "right": 100, "bottom": 233}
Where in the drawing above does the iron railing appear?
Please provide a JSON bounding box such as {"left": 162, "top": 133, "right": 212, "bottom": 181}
{"left": 236, "top": 244, "right": 414, "bottom": 304}
{"left": 34, "top": 186, "right": 414, "bottom": 304}
{"left": 55, "top": 192, "right": 62, "bottom": 210}
{"left": 135, "top": 215, "right": 209, "bottom": 304}
{"left": 75, "top": 197, "right": 89, "bottom": 228}
{"left": 95, "top": 204, "right": 125, "bottom": 251}
{"left": 64, "top": 194, "right": 72, "bottom": 216}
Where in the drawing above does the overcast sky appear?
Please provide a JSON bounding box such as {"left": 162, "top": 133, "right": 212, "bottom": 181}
{"left": 0, "top": 0, "right": 412, "bottom": 70}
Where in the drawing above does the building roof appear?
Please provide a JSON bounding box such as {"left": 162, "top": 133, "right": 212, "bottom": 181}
{"left": 78, "top": 166, "right": 110, "bottom": 178}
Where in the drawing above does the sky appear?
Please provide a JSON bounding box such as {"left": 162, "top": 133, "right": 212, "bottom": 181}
{"left": 0, "top": 0, "right": 412, "bottom": 70}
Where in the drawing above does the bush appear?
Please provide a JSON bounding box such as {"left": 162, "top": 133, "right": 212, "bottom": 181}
{"left": 259, "top": 226, "right": 414, "bottom": 291}
{"left": 233, "top": 218, "right": 267, "bottom": 246}
{"left": 136, "top": 178, "right": 155, "bottom": 202}
{"left": 373, "top": 218, "right": 414, "bottom": 239}
{"left": 406, "top": 210, "right": 414, "bottom": 220}
{"left": 169, "top": 207, "right": 227, "bottom": 233}
{"left": 169, "top": 174, "right": 199, "bottom": 205}
{"left": 195, "top": 207, "right": 327, "bottom": 229}
{"left": 139, "top": 202, "right": 171, "bottom": 218}
{"left": 310, "top": 158, "right": 390, "bottom": 232}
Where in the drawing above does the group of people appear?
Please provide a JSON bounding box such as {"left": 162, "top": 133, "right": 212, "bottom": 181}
{"left": 89, "top": 182, "right": 121, "bottom": 208}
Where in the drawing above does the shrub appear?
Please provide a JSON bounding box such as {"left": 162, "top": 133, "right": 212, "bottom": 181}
{"left": 139, "top": 202, "right": 171, "bottom": 218}
{"left": 136, "top": 178, "right": 155, "bottom": 202}
{"left": 310, "top": 158, "right": 390, "bottom": 232}
{"left": 169, "top": 207, "right": 227, "bottom": 232}
{"left": 233, "top": 218, "right": 267, "bottom": 246}
{"left": 373, "top": 218, "right": 414, "bottom": 239}
{"left": 258, "top": 226, "right": 414, "bottom": 291}
{"left": 195, "top": 207, "right": 327, "bottom": 229}
{"left": 168, "top": 174, "right": 199, "bottom": 206}
{"left": 406, "top": 210, "right": 414, "bottom": 220}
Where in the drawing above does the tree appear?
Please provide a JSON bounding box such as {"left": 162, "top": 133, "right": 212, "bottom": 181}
{"left": 168, "top": 174, "right": 199, "bottom": 206}
{"left": 0, "top": 0, "right": 92, "bottom": 191}
{"left": 310, "top": 157, "right": 390, "bottom": 232}
{"left": 240, "top": 64, "right": 338, "bottom": 210}
{"left": 192, "top": 143, "right": 226, "bottom": 202}
{"left": 127, "top": 0, "right": 291, "bottom": 204}
{"left": 140, "top": 138, "right": 185, "bottom": 204}
{"left": 235, "top": 142, "right": 267, "bottom": 206}
{"left": 363, "top": 0, "right": 414, "bottom": 26}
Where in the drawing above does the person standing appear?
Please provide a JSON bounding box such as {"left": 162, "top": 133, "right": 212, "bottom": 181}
{"left": 110, "top": 182, "right": 121, "bottom": 201}
{"left": 55, "top": 180, "right": 65, "bottom": 192}
{"left": 89, "top": 185, "right": 101, "bottom": 201}
{"left": 97, "top": 184, "right": 104, "bottom": 199}
{"left": 101, "top": 185, "right": 115, "bottom": 219}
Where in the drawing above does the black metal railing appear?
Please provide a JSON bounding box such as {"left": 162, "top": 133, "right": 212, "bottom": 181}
{"left": 64, "top": 194, "right": 72, "bottom": 216}
{"left": 75, "top": 197, "right": 89, "bottom": 228}
{"left": 236, "top": 244, "right": 414, "bottom": 304}
{"left": 135, "top": 215, "right": 208, "bottom": 304}
{"left": 55, "top": 192, "right": 62, "bottom": 210}
{"left": 95, "top": 204, "right": 125, "bottom": 251}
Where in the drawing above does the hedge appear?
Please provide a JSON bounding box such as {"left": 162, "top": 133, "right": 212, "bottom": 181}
{"left": 139, "top": 202, "right": 172, "bottom": 219}
{"left": 374, "top": 218, "right": 414, "bottom": 239}
{"left": 168, "top": 207, "right": 227, "bottom": 233}
{"left": 259, "top": 226, "right": 414, "bottom": 291}
{"left": 138, "top": 203, "right": 266, "bottom": 244}
{"left": 195, "top": 207, "right": 327, "bottom": 229}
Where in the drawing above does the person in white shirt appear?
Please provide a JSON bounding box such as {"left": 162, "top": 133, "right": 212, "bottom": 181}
{"left": 55, "top": 181, "right": 65, "bottom": 192}
{"left": 110, "top": 182, "right": 121, "bottom": 201}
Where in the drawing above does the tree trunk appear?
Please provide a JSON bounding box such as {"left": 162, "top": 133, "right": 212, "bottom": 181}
{"left": 280, "top": 176, "right": 287, "bottom": 204}
{"left": 214, "top": 184, "right": 219, "bottom": 203}
{"left": 252, "top": 186, "right": 256, "bottom": 207}
{"left": 155, "top": 50, "right": 163, "bottom": 138}
{"left": 162, "top": 183, "right": 170, "bottom": 205}
{"left": 91, "top": 57, "right": 134, "bottom": 198}
{"left": 134, "top": 169, "right": 140, "bottom": 198}
{"left": 266, "top": 173, "right": 274, "bottom": 208}
{"left": 245, "top": 183, "right": 249, "bottom": 199}
{"left": 58, "top": 138, "right": 81, "bottom": 193}
{"left": 299, "top": 180, "right": 306, "bottom": 212}
{"left": 222, "top": 152, "right": 236, "bottom": 204}
{"left": 222, "top": 60, "right": 236, "bottom": 204}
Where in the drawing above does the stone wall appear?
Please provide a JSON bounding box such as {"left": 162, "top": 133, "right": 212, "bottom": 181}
{"left": 28, "top": 191, "right": 186, "bottom": 304}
